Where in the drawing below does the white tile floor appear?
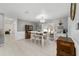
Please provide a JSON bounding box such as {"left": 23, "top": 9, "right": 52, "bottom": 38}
{"left": 0, "top": 35, "right": 57, "bottom": 56}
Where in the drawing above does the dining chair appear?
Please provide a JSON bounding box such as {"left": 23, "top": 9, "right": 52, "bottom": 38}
{"left": 30, "top": 32, "right": 36, "bottom": 43}
{"left": 35, "top": 33, "right": 42, "bottom": 45}
{"left": 35, "top": 32, "right": 48, "bottom": 47}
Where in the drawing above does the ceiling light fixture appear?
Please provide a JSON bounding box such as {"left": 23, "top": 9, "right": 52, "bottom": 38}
{"left": 36, "top": 10, "right": 48, "bottom": 23}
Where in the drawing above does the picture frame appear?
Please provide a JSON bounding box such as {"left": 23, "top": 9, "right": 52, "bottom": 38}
{"left": 70, "top": 3, "right": 77, "bottom": 21}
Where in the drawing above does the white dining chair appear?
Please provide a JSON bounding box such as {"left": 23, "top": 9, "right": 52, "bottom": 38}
{"left": 35, "top": 32, "right": 48, "bottom": 47}
{"left": 35, "top": 33, "right": 42, "bottom": 45}
{"left": 30, "top": 32, "right": 36, "bottom": 43}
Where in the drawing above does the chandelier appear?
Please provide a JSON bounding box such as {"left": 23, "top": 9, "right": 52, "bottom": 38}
{"left": 36, "top": 10, "right": 48, "bottom": 23}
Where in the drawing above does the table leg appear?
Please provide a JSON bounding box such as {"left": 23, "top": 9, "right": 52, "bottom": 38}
{"left": 41, "top": 36, "right": 44, "bottom": 47}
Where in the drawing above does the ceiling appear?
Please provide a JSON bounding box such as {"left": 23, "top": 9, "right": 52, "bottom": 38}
{"left": 0, "top": 3, "right": 70, "bottom": 22}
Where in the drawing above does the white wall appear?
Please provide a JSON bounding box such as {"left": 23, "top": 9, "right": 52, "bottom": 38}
{"left": 15, "top": 19, "right": 37, "bottom": 40}
{"left": 4, "top": 17, "right": 15, "bottom": 34}
{"left": 13, "top": 19, "right": 25, "bottom": 40}
{"left": 0, "top": 14, "right": 4, "bottom": 44}
{"left": 68, "top": 3, "right": 79, "bottom": 55}
{"left": 17, "top": 19, "right": 36, "bottom": 31}
{"left": 42, "top": 17, "right": 68, "bottom": 32}
{"left": 4, "top": 16, "right": 24, "bottom": 40}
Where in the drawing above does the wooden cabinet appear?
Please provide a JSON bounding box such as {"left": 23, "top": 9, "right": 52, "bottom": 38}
{"left": 25, "top": 25, "right": 33, "bottom": 39}
{"left": 25, "top": 25, "right": 33, "bottom": 31}
{"left": 25, "top": 31, "right": 31, "bottom": 39}
{"left": 57, "top": 36, "right": 76, "bottom": 56}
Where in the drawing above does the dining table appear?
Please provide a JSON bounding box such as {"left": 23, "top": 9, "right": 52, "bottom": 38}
{"left": 31, "top": 31, "right": 48, "bottom": 47}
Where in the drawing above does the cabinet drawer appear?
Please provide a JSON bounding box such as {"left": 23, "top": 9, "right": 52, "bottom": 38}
{"left": 60, "top": 42, "right": 73, "bottom": 47}
{"left": 57, "top": 49, "right": 73, "bottom": 56}
{"left": 57, "top": 41, "right": 74, "bottom": 47}
{"left": 57, "top": 47, "right": 72, "bottom": 54}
